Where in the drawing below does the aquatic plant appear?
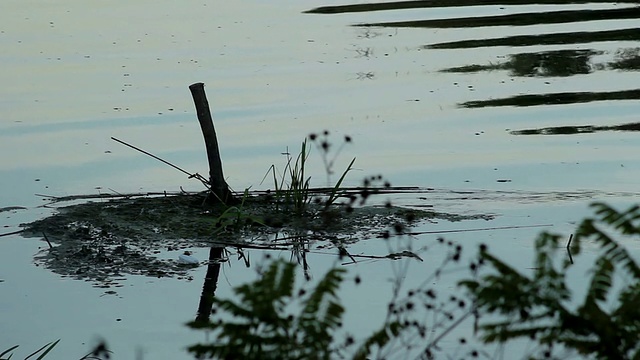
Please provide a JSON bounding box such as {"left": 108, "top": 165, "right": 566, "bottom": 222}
{"left": 1, "top": 340, "right": 59, "bottom": 360}
{"left": 210, "top": 188, "right": 265, "bottom": 234}
{"left": 460, "top": 202, "right": 640, "bottom": 359}
{"left": 263, "top": 138, "right": 312, "bottom": 216}
{"left": 1, "top": 340, "right": 111, "bottom": 360}
{"left": 262, "top": 132, "right": 355, "bottom": 217}
{"left": 187, "top": 201, "right": 640, "bottom": 359}
{"left": 186, "top": 259, "right": 346, "bottom": 360}
{"left": 185, "top": 222, "right": 476, "bottom": 359}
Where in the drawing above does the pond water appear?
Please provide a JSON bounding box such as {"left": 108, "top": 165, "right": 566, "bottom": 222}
{"left": 2, "top": 0, "right": 640, "bottom": 358}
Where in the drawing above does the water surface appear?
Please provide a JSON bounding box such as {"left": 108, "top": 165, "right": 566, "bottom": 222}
{"left": 2, "top": 0, "right": 640, "bottom": 358}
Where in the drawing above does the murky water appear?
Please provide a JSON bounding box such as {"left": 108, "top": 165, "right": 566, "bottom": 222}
{"left": 1, "top": 0, "right": 639, "bottom": 358}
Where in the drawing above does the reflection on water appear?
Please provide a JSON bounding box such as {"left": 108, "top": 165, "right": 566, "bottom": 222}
{"left": 461, "top": 89, "right": 640, "bottom": 107}
{"left": 306, "top": 0, "right": 640, "bottom": 111}
{"left": 510, "top": 121, "right": 640, "bottom": 135}
{"left": 425, "top": 28, "right": 640, "bottom": 49}
{"left": 444, "top": 48, "right": 640, "bottom": 76}
{"left": 443, "top": 49, "right": 600, "bottom": 77}
{"left": 305, "top": 0, "right": 640, "bottom": 14}
{"left": 356, "top": 7, "right": 640, "bottom": 29}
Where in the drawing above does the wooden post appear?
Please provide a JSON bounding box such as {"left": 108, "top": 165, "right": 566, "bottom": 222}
{"left": 189, "top": 83, "right": 234, "bottom": 203}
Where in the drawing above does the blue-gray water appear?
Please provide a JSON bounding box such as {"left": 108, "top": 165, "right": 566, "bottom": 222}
{"left": 2, "top": 0, "right": 639, "bottom": 358}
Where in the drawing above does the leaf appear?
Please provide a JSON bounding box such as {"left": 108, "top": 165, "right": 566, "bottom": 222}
{"left": 591, "top": 202, "right": 640, "bottom": 235}
{"left": 463, "top": 201, "right": 640, "bottom": 359}
{"left": 299, "top": 267, "right": 345, "bottom": 343}
{"left": 353, "top": 321, "right": 405, "bottom": 360}
{"left": 24, "top": 340, "right": 60, "bottom": 360}
{"left": 324, "top": 157, "right": 356, "bottom": 209}
{"left": 588, "top": 257, "right": 614, "bottom": 302}
{"left": 0, "top": 345, "right": 18, "bottom": 359}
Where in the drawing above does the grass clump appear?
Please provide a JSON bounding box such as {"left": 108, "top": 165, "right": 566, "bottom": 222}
{"left": 261, "top": 131, "right": 356, "bottom": 217}
{"left": 262, "top": 139, "right": 313, "bottom": 216}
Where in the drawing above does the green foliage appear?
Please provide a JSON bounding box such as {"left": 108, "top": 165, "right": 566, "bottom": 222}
{"left": 262, "top": 139, "right": 312, "bottom": 216}
{"left": 352, "top": 321, "right": 404, "bottom": 360}
{"left": 211, "top": 188, "right": 265, "bottom": 234}
{"left": 460, "top": 202, "right": 640, "bottom": 359}
{"left": 287, "top": 140, "right": 312, "bottom": 216}
{"left": 261, "top": 133, "right": 356, "bottom": 217}
{"left": 1, "top": 340, "right": 59, "bottom": 360}
{"left": 1, "top": 340, "right": 111, "bottom": 360}
{"left": 186, "top": 259, "right": 347, "bottom": 360}
{"left": 323, "top": 157, "right": 355, "bottom": 211}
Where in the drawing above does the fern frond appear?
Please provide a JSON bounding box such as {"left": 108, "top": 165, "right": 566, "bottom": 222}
{"left": 614, "top": 283, "right": 640, "bottom": 319}
{"left": 588, "top": 257, "right": 614, "bottom": 302}
{"left": 213, "top": 298, "right": 255, "bottom": 319}
{"left": 575, "top": 220, "right": 640, "bottom": 280}
{"left": 301, "top": 268, "right": 345, "bottom": 319}
{"left": 272, "top": 261, "right": 296, "bottom": 301}
{"left": 353, "top": 321, "right": 405, "bottom": 360}
{"left": 591, "top": 202, "right": 640, "bottom": 235}
{"left": 299, "top": 267, "right": 345, "bottom": 330}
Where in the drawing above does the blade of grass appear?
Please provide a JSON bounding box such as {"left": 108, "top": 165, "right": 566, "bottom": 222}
{"left": 24, "top": 339, "right": 60, "bottom": 360}
{"left": 1, "top": 345, "right": 19, "bottom": 358}
{"left": 325, "top": 157, "right": 356, "bottom": 209}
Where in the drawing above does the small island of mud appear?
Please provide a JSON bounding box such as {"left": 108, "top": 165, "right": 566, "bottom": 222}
{"left": 21, "top": 189, "right": 494, "bottom": 287}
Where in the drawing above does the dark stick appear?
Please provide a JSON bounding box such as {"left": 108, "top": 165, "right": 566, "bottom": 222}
{"left": 0, "top": 229, "right": 24, "bottom": 238}
{"left": 189, "top": 83, "right": 235, "bottom": 204}
{"left": 566, "top": 233, "right": 574, "bottom": 264}
{"left": 42, "top": 232, "right": 53, "bottom": 249}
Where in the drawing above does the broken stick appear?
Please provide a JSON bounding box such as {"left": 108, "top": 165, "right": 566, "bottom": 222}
{"left": 189, "top": 82, "right": 235, "bottom": 204}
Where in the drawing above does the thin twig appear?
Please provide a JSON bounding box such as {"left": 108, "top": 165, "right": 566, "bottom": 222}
{"left": 398, "top": 224, "right": 552, "bottom": 237}
{"left": 0, "top": 229, "right": 24, "bottom": 238}
{"left": 566, "top": 233, "right": 574, "bottom": 264}
{"left": 424, "top": 308, "right": 475, "bottom": 351}
{"left": 42, "top": 232, "right": 53, "bottom": 249}
{"left": 111, "top": 137, "right": 210, "bottom": 188}
{"left": 34, "top": 191, "right": 203, "bottom": 204}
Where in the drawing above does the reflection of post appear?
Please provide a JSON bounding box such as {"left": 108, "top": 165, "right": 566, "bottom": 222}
{"left": 188, "top": 82, "right": 235, "bottom": 204}
{"left": 195, "top": 247, "right": 225, "bottom": 323}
